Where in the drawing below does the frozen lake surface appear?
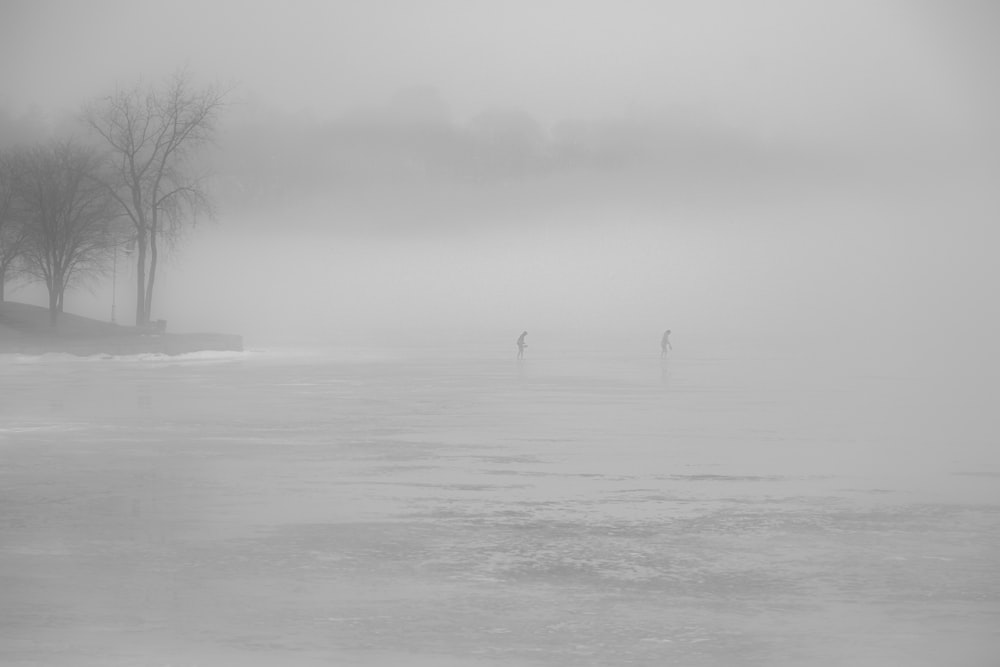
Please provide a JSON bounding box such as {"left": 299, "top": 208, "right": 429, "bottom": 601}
{"left": 1, "top": 345, "right": 998, "bottom": 666}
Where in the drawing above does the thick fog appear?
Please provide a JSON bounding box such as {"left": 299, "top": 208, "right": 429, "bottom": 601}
{"left": 2, "top": 0, "right": 998, "bottom": 362}
{"left": 5, "top": 5, "right": 1000, "bottom": 665}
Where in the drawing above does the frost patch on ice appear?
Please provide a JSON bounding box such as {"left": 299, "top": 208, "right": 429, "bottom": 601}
{"left": 0, "top": 423, "right": 88, "bottom": 434}
{"left": 1, "top": 350, "right": 248, "bottom": 364}
{"left": 248, "top": 345, "right": 408, "bottom": 364}
{"left": 669, "top": 474, "right": 793, "bottom": 482}
{"left": 120, "top": 350, "right": 249, "bottom": 364}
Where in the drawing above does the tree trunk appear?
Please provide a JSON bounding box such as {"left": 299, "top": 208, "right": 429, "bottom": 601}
{"left": 0, "top": 275, "right": 5, "bottom": 302}
{"left": 145, "top": 229, "right": 158, "bottom": 324}
{"left": 48, "top": 284, "right": 59, "bottom": 327}
{"left": 134, "top": 231, "right": 148, "bottom": 326}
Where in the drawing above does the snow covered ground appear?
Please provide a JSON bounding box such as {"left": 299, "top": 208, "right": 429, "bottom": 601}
{"left": 1, "top": 346, "right": 998, "bottom": 666}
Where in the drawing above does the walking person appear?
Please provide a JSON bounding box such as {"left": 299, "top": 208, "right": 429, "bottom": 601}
{"left": 660, "top": 329, "right": 672, "bottom": 357}
{"left": 516, "top": 331, "right": 528, "bottom": 359}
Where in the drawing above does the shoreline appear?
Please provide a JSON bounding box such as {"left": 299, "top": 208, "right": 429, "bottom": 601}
{"left": 0, "top": 332, "right": 244, "bottom": 356}
{"left": 0, "top": 301, "right": 243, "bottom": 356}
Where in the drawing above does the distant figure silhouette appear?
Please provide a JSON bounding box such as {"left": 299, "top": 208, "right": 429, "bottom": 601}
{"left": 516, "top": 331, "right": 528, "bottom": 359}
{"left": 660, "top": 329, "right": 672, "bottom": 357}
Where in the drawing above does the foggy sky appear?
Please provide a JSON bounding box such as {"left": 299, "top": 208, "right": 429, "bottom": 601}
{"left": 2, "top": 0, "right": 998, "bottom": 353}
{"left": 3, "top": 0, "right": 998, "bottom": 148}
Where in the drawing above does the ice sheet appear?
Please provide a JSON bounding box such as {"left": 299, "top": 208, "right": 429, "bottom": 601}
{"left": 1, "top": 347, "right": 997, "bottom": 666}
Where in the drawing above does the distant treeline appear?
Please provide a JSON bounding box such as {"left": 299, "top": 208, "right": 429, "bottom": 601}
{"left": 211, "top": 86, "right": 831, "bottom": 209}
{"left": 1, "top": 84, "right": 845, "bottom": 216}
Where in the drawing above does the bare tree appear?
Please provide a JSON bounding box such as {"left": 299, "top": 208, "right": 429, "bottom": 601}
{"left": 12, "top": 142, "right": 115, "bottom": 326}
{"left": 0, "top": 150, "right": 30, "bottom": 301}
{"left": 84, "top": 70, "right": 227, "bottom": 326}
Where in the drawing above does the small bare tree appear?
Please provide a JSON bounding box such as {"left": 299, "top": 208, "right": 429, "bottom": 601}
{"left": 12, "top": 142, "right": 115, "bottom": 326}
{"left": 84, "top": 70, "right": 227, "bottom": 326}
{"left": 0, "top": 150, "right": 30, "bottom": 301}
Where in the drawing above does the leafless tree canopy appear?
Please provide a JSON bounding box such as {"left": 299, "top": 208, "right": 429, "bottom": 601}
{"left": 10, "top": 142, "right": 114, "bottom": 326}
{"left": 84, "top": 71, "right": 227, "bottom": 326}
{"left": 0, "top": 151, "right": 32, "bottom": 302}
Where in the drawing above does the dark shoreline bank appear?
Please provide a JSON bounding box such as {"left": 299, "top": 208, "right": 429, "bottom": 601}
{"left": 0, "top": 301, "right": 243, "bottom": 356}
